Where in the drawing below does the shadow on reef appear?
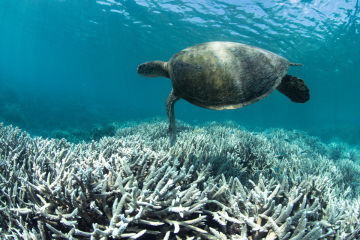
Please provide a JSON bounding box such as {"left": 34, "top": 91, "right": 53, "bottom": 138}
{"left": 0, "top": 119, "right": 360, "bottom": 239}
{"left": 49, "top": 124, "right": 117, "bottom": 143}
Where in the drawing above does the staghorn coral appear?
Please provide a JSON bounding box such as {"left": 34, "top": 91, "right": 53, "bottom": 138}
{"left": 0, "top": 120, "right": 360, "bottom": 239}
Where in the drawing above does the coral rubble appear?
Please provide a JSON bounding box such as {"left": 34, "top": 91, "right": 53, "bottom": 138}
{"left": 0, "top": 120, "right": 359, "bottom": 239}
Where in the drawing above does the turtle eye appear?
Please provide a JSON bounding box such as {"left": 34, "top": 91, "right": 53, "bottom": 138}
{"left": 138, "top": 63, "right": 151, "bottom": 75}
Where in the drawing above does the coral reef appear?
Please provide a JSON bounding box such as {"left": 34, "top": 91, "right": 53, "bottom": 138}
{"left": 49, "top": 123, "right": 117, "bottom": 143}
{"left": 0, "top": 120, "right": 360, "bottom": 239}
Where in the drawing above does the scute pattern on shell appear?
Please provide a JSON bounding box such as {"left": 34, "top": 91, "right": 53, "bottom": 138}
{"left": 168, "top": 41, "right": 290, "bottom": 110}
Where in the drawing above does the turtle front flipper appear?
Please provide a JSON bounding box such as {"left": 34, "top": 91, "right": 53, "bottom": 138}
{"left": 277, "top": 75, "right": 310, "bottom": 103}
{"left": 166, "top": 89, "right": 180, "bottom": 146}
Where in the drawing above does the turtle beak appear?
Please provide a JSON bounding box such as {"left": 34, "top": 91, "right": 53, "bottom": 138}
{"left": 137, "top": 63, "right": 148, "bottom": 76}
{"left": 137, "top": 64, "right": 143, "bottom": 74}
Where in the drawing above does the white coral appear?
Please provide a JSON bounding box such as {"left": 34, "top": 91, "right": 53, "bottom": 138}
{"left": 0, "top": 121, "right": 359, "bottom": 239}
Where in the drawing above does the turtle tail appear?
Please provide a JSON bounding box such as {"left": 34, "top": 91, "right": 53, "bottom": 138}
{"left": 277, "top": 75, "right": 310, "bottom": 103}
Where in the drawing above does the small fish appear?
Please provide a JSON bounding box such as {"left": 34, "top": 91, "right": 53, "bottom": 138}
{"left": 275, "top": 152, "right": 286, "bottom": 160}
{"left": 229, "top": 130, "right": 235, "bottom": 134}
{"left": 193, "top": 129, "right": 201, "bottom": 134}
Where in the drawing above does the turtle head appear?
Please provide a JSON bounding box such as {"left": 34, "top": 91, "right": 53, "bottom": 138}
{"left": 137, "top": 61, "right": 169, "bottom": 78}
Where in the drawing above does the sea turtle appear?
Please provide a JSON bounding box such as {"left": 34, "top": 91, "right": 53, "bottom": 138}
{"left": 137, "top": 41, "right": 310, "bottom": 145}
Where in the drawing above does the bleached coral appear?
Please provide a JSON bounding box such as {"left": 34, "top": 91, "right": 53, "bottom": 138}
{"left": 0, "top": 120, "right": 359, "bottom": 239}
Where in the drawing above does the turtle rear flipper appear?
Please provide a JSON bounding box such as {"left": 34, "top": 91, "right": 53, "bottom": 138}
{"left": 166, "top": 89, "right": 180, "bottom": 146}
{"left": 277, "top": 75, "right": 310, "bottom": 103}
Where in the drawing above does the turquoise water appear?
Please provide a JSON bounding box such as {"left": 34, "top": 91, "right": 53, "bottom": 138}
{"left": 1, "top": 1, "right": 360, "bottom": 238}
{"left": 0, "top": 0, "right": 359, "bottom": 144}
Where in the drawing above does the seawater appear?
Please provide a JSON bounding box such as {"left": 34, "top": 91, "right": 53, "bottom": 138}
{"left": 0, "top": 0, "right": 359, "bottom": 145}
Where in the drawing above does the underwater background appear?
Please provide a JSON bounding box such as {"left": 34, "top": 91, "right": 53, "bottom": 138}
{"left": 0, "top": 0, "right": 359, "bottom": 145}
{"left": 1, "top": 0, "right": 360, "bottom": 239}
